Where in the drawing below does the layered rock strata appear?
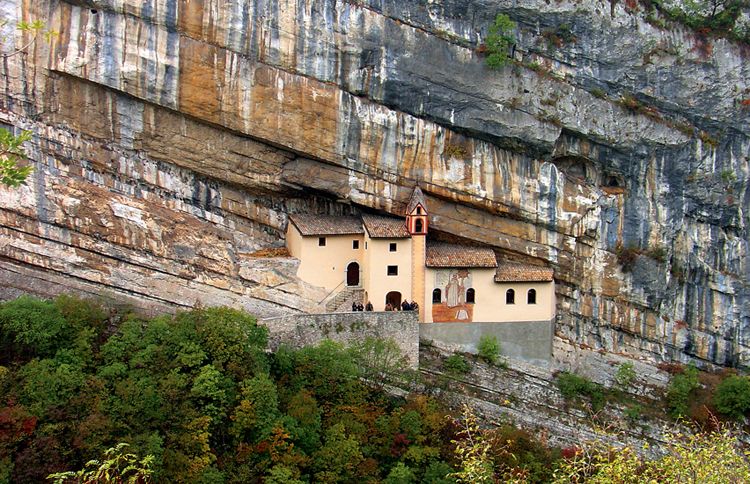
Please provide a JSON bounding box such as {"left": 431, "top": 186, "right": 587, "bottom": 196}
{"left": 1, "top": 0, "right": 749, "bottom": 366}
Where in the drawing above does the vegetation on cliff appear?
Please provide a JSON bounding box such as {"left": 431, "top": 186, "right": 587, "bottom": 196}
{"left": 0, "top": 295, "right": 748, "bottom": 483}
{"left": 0, "top": 296, "right": 562, "bottom": 483}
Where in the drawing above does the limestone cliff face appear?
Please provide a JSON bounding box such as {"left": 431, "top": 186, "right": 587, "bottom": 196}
{"left": 1, "top": 0, "right": 749, "bottom": 367}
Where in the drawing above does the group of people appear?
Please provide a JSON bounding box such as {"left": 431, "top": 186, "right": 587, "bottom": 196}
{"left": 351, "top": 300, "right": 419, "bottom": 312}
{"left": 385, "top": 300, "right": 419, "bottom": 312}
{"left": 351, "top": 301, "right": 374, "bottom": 312}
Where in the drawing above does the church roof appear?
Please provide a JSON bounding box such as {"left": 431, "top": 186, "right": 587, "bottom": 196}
{"left": 425, "top": 242, "right": 498, "bottom": 268}
{"left": 494, "top": 263, "right": 554, "bottom": 282}
{"left": 288, "top": 214, "right": 364, "bottom": 236}
{"left": 405, "top": 186, "right": 427, "bottom": 215}
{"left": 362, "top": 214, "right": 410, "bottom": 238}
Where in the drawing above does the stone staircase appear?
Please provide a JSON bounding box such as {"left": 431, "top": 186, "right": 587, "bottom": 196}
{"left": 325, "top": 287, "right": 364, "bottom": 313}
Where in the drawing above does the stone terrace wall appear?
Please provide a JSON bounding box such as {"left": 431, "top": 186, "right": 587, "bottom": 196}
{"left": 260, "top": 311, "right": 419, "bottom": 367}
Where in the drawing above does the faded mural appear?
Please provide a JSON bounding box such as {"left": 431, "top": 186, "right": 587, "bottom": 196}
{"left": 432, "top": 269, "right": 474, "bottom": 322}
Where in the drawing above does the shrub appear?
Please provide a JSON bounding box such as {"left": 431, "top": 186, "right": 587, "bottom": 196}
{"left": 477, "top": 335, "right": 500, "bottom": 365}
{"left": 615, "top": 244, "right": 640, "bottom": 272}
{"left": 444, "top": 354, "right": 471, "bottom": 375}
{"left": 645, "top": 245, "right": 668, "bottom": 263}
{"left": 543, "top": 23, "right": 576, "bottom": 48}
{"left": 666, "top": 364, "right": 700, "bottom": 418}
{"left": 614, "top": 362, "right": 637, "bottom": 389}
{"left": 721, "top": 169, "right": 737, "bottom": 184}
{"left": 443, "top": 144, "right": 469, "bottom": 159}
{"left": 624, "top": 404, "right": 643, "bottom": 422}
{"left": 713, "top": 375, "right": 750, "bottom": 420}
{"left": 556, "top": 372, "right": 606, "bottom": 412}
{"left": 590, "top": 88, "right": 607, "bottom": 99}
{"left": 485, "top": 14, "right": 516, "bottom": 69}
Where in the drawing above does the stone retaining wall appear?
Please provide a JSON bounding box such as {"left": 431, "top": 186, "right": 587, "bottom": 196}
{"left": 260, "top": 311, "right": 420, "bottom": 367}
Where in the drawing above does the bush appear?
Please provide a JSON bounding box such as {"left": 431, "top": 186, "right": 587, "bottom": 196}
{"left": 443, "top": 354, "right": 471, "bottom": 375}
{"left": 485, "top": 14, "right": 516, "bottom": 69}
{"left": 624, "top": 404, "right": 643, "bottom": 422}
{"left": 477, "top": 335, "right": 500, "bottom": 365}
{"left": 713, "top": 375, "right": 750, "bottom": 420}
{"left": 666, "top": 364, "right": 700, "bottom": 418}
{"left": 615, "top": 244, "right": 640, "bottom": 272}
{"left": 614, "top": 362, "right": 637, "bottom": 389}
{"left": 556, "top": 372, "right": 606, "bottom": 412}
{"left": 552, "top": 423, "right": 750, "bottom": 483}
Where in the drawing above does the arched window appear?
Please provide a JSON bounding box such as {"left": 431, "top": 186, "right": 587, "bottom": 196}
{"left": 506, "top": 289, "right": 515, "bottom": 305}
{"left": 417, "top": 207, "right": 422, "bottom": 214}
{"left": 432, "top": 288, "right": 442, "bottom": 303}
{"left": 527, "top": 289, "right": 537, "bottom": 305}
{"left": 466, "top": 288, "right": 475, "bottom": 304}
{"left": 415, "top": 219, "right": 423, "bottom": 233}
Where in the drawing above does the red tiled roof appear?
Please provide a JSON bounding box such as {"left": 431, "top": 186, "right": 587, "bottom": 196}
{"left": 362, "top": 214, "right": 410, "bottom": 238}
{"left": 425, "top": 242, "right": 498, "bottom": 268}
{"left": 288, "top": 214, "right": 364, "bottom": 236}
{"left": 494, "top": 263, "right": 554, "bottom": 282}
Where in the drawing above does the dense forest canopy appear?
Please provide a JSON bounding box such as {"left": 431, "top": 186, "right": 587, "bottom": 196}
{"left": 0, "top": 296, "right": 747, "bottom": 483}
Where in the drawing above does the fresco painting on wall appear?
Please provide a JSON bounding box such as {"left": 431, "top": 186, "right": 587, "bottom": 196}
{"left": 432, "top": 269, "right": 473, "bottom": 322}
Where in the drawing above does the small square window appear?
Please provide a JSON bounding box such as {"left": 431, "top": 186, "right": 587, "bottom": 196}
{"left": 353, "top": 240, "right": 359, "bottom": 249}
{"left": 389, "top": 243, "right": 397, "bottom": 252}
{"left": 318, "top": 237, "right": 326, "bottom": 246}
{"left": 387, "top": 265, "right": 398, "bottom": 276}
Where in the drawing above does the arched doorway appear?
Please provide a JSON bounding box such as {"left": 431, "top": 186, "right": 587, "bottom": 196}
{"left": 385, "top": 291, "right": 402, "bottom": 309}
{"left": 346, "top": 262, "right": 360, "bottom": 287}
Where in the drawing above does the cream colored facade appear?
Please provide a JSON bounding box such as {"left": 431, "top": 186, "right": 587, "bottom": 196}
{"left": 362, "top": 234, "right": 412, "bottom": 311}
{"left": 422, "top": 267, "right": 555, "bottom": 323}
{"left": 286, "top": 225, "right": 363, "bottom": 293}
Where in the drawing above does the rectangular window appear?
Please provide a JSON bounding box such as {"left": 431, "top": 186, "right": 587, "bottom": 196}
{"left": 389, "top": 242, "right": 397, "bottom": 252}
{"left": 387, "top": 265, "right": 398, "bottom": 276}
{"left": 318, "top": 237, "right": 326, "bottom": 246}
{"left": 365, "top": 241, "right": 368, "bottom": 250}
{"left": 352, "top": 240, "right": 359, "bottom": 249}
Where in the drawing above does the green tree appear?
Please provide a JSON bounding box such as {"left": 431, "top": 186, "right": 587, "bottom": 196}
{"left": 666, "top": 364, "right": 700, "bottom": 418}
{"left": 385, "top": 462, "right": 417, "bottom": 483}
{"left": 0, "top": 296, "right": 70, "bottom": 361}
{"left": 450, "top": 405, "right": 494, "bottom": 483}
{"left": 713, "top": 375, "right": 750, "bottom": 420}
{"left": 485, "top": 14, "right": 516, "bottom": 69}
{"left": 349, "top": 336, "right": 413, "bottom": 389}
{"left": 312, "top": 423, "right": 364, "bottom": 483}
{"left": 230, "top": 373, "right": 281, "bottom": 443}
{"left": 47, "top": 443, "right": 154, "bottom": 484}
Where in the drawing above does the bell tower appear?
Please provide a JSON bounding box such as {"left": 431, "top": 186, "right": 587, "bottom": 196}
{"left": 406, "top": 187, "right": 428, "bottom": 322}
